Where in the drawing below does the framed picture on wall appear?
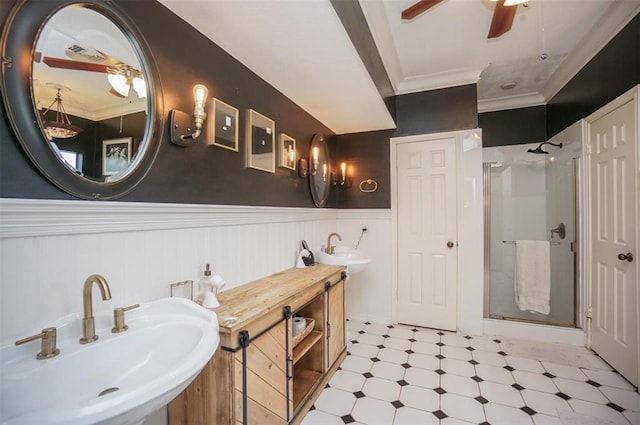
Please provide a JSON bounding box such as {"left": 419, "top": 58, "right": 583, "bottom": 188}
{"left": 208, "top": 98, "right": 239, "bottom": 151}
{"left": 102, "top": 137, "right": 132, "bottom": 176}
{"left": 277, "top": 133, "right": 296, "bottom": 170}
{"left": 246, "top": 109, "right": 275, "bottom": 173}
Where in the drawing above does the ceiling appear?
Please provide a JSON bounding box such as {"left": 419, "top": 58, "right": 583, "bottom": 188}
{"left": 157, "top": 1, "right": 637, "bottom": 134}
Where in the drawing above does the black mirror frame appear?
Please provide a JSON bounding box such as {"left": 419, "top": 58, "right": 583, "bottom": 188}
{"left": 0, "top": 0, "right": 164, "bottom": 200}
{"left": 309, "top": 133, "right": 331, "bottom": 208}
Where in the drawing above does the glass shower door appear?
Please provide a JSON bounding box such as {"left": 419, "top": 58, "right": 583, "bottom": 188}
{"left": 484, "top": 142, "right": 577, "bottom": 327}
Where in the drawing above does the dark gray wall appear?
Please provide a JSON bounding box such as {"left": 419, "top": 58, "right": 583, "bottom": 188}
{"left": 337, "top": 84, "right": 479, "bottom": 209}
{"left": 547, "top": 12, "right": 640, "bottom": 137}
{"left": 0, "top": 0, "right": 336, "bottom": 207}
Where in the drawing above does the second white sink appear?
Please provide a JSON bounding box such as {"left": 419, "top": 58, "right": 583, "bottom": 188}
{"left": 317, "top": 246, "right": 371, "bottom": 274}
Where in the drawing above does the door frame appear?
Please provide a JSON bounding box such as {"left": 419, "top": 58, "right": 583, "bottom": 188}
{"left": 390, "top": 130, "right": 467, "bottom": 330}
{"left": 584, "top": 84, "right": 640, "bottom": 388}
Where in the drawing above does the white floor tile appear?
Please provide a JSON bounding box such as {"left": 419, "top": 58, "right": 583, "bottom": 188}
{"left": 411, "top": 340, "right": 440, "bottom": 355}
{"left": 532, "top": 413, "right": 564, "bottom": 425}
{"left": 468, "top": 336, "right": 502, "bottom": 352}
{"left": 440, "top": 418, "right": 475, "bottom": 425}
{"left": 507, "top": 355, "right": 546, "bottom": 373}
{"left": 362, "top": 377, "right": 402, "bottom": 402}
{"left": 378, "top": 348, "right": 409, "bottom": 365}
{"left": 370, "top": 361, "right": 407, "bottom": 381}
{"left": 407, "top": 352, "right": 439, "bottom": 370}
{"left": 541, "top": 361, "right": 589, "bottom": 381}
{"left": 472, "top": 349, "right": 508, "bottom": 367}
{"left": 329, "top": 369, "right": 366, "bottom": 393}
{"left": 554, "top": 377, "right": 609, "bottom": 404}
{"left": 623, "top": 410, "right": 640, "bottom": 424}
{"left": 403, "top": 367, "right": 440, "bottom": 389}
{"left": 357, "top": 333, "right": 385, "bottom": 346}
{"left": 441, "top": 345, "right": 473, "bottom": 361}
{"left": 304, "top": 320, "right": 639, "bottom": 425}
{"left": 387, "top": 326, "right": 414, "bottom": 340}
{"left": 412, "top": 329, "right": 441, "bottom": 343}
{"left": 521, "top": 389, "right": 573, "bottom": 417}
{"left": 441, "top": 374, "right": 480, "bottom": 398}
{"left": 399, "top": 385, "right": 439, "bottom": 412}
{"left": 300, "top": 409, "right": 345, "bottom": 425}
{"left": 349, "top": 342, "right": 380, "bottom": 359}
{"left": 513, "top": 370, "right": 558, "bottom": 394}
{"left": 365, "top": 323, "right": 392, "bottom": 336}
{"left": 393, "top": 406, "right": 439, "bottom": 425}
{"left": 480, "top": 381, "right": 525, "bottom": 408}
{"left": 313, "top": 387, "right": 357, "bottom": 416}
{"left": 599, "top": 385, "right": 640, "bottom": 412}
{"left": 582, "top": 369, "right": 637, "bottom": 391}
{"left": 351, "top": 396, "right": 397, "bottom": 425}
{"left": 476, "top": 363, "right": 515, "bottom": 385}
{"left": 441, "top": 334, "right": 470, "bottom": 347}
{"left": 440, "top": 393, "right": 486, "bottom": 423}
{"left": 568, "top": 399, "right": 631, "bottom": 425}
{"left": 485, "top": 402, "right": 535, "bottom": 425}
{"left": 440, "top": 357, "right": 476, "bottom": 377}
{"left": 341, "top": 355, "right": 373, "bottom": 374}
{"left": 347, "top": 319, "right": 367, "bottom": 332}
{"left": 383, "top": 336, "right": 411, "bottom": 351}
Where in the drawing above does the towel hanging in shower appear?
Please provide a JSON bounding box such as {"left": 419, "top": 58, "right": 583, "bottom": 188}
{"left": 514, "top": 240, "right": 550, "bottom": 315}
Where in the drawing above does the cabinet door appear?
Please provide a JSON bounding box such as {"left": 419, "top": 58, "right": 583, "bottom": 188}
{"left": 326, "top": 278, "right": 345, "bottom": 368}
{"left": 233, "top": 322, "right": 291, "bottom": 425}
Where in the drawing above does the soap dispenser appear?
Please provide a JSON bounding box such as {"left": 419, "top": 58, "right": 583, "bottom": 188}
{"left": 197, "top": 264, "right": 225, "bottom": 308}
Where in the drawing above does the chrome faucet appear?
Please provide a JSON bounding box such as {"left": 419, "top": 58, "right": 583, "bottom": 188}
{"left": 326, "top": 232, "right": 342, "bottom": 255}
{"left": 80, "top": 274, "right": 112, "bottom": 344}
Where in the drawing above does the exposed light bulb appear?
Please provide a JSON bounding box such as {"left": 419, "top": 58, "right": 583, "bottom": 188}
{"left": 193, "top": 84, "right": 208, "bottom": 109}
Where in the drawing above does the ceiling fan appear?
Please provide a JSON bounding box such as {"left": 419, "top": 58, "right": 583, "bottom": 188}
{"left": 36, "top": 44, "right": 146, "bottom": 98}
{"left": 401, "top": 0, "right": 526, "bottom": 39}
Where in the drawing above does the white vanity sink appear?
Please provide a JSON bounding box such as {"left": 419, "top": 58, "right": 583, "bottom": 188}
{"left": 317, "top": 246, "right": 371, "bottom": 274}
{"left": 0, "top": 297, "right": 219, "bottom": 425}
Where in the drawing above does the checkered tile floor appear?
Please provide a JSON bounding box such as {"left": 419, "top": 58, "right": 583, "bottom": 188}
{"left": 301, "top": 320, "right": 640, "bottom": 425}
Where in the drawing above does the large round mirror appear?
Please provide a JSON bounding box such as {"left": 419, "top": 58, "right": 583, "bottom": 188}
{"left": 1, "top": 0, "right": 163, "bottom": 199}
{"left": 309, "top": 133, "right": 331, "bottom": 208}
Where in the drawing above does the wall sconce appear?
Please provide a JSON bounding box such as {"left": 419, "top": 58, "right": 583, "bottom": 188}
{"left": 332, "top": 162, "right": 350, "bottom": 187}
{"left": 170, "top": 83, "right": 208, "bottom": 146}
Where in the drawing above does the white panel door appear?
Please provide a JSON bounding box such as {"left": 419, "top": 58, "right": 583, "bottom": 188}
{"left": 589, "top": 98, "right": 638, "bottom": 386}
{"left": 396, "top": 137, "right": 458, "bottom": 331}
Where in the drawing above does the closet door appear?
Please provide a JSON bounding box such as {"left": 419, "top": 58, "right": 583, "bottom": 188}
{"left": 587, "top": 90, "right": 638, "bottom": 386}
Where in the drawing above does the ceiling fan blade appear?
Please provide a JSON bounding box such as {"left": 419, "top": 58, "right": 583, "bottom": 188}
{"left": 109, "top": 87, "right": 127, "bottom": 98}
{"left": 43, "top": 57, "right": 113, "bottom": 73}
{"left": 401, "top": 0, "right": 445, "bottom": 20}
{"left": 488, "top": 0, "right": 517, "bottom": 39}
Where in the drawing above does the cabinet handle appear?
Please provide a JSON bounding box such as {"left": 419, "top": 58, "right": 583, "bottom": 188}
{"left": 447, "top": 241, "right": 454, "bottom": 248}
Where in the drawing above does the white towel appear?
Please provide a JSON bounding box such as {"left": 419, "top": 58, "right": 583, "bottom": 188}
{"left": 514, "top": 240, "right": 550, "bottom": 315}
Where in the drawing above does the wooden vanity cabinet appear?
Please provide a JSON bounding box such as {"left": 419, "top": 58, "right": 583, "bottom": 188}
{"left": 168, "top": 264, "right": 347, "bottom": 425}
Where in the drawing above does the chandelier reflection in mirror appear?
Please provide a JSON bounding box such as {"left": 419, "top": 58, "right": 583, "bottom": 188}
{"left": 41, "top": 87, "right": 83, "bottom": 140}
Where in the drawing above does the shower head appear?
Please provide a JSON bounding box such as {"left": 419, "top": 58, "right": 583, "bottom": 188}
{"left": 527, "top": 141, "right": 563, "bottom": 154}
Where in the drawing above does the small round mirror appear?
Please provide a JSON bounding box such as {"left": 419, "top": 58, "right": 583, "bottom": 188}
{"left": 1, "top": 0, "right": 163, "bottom": 199}
{"left": 309, "top": 133, "right": 331, "bottom": 208}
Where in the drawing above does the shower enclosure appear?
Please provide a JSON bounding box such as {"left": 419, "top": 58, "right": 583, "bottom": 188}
{"left": 483, "top": 141, "right": 578, "bottom": 327}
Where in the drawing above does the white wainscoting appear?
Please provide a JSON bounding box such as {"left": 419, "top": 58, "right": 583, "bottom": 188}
{"left": 0, "top": 200, "right": 398, "bottom": 346}
{"left": 0, "top": 199, "right": 340, "bottom": 346}
{"left": 337, "top": 209, "right": 393, "bottom": 324}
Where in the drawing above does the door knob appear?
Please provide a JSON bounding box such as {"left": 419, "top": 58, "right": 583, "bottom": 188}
{"left": 617, "top": 252, "right": 633, "bottom": 262}
{"left": 447, "top": 241, "right": 454, "bottom": 248}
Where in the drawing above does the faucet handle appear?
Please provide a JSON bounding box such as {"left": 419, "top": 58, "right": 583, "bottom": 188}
{"left": 112, "top": 303, "right": 140, "bottom": 333}
{"left": 15, "top": 327, "right": 60, "bottom": 359}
